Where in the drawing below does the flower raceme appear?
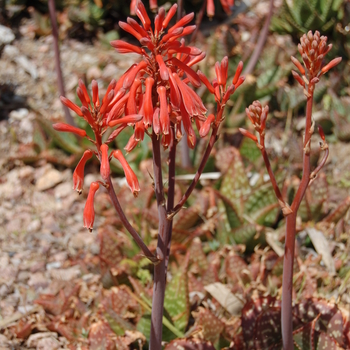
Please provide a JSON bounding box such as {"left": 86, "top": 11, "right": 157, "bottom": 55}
{"left": 53, "top": 0, "right": 245, "bottom": 231}
{"left": 130, "top": 0, "right": 235, "bottom": 18}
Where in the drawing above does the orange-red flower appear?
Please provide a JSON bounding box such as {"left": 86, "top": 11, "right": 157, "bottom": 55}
{"left": 52, "top": 123, "right": 87, "bottom": 138}
{"left": 113, "top": 150, "right": 140, "bottom": 197}
{"left": 73, "top": 150, "right": 93, "bottom": 194}
{"left": 100, "top": 144, "right": 110, "bottom": 181}
{"left": 83, "top": 182, "right": 99, "bottom": 231}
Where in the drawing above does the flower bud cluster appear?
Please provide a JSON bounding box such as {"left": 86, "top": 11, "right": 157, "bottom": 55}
{"left": 291, "top": 31, "right": 341, "bottom": 96}
{"left": 52, "top": 1, "right": 244, "bottom": 232}
{"left": 239, "top": 101, "right": 269, "bottom": 148}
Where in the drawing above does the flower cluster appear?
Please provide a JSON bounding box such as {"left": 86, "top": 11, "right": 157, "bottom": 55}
{"left": 130, "top": 0, "right": 235, "bottom": 18}
{"left": 239, "top": 101, "right": 268, "bottom": 149}
{"left": 52, "top": 0, "right": 244, "bottom": 232}
{"left": 291, "top": 31, "right": 342, "bottom": 96}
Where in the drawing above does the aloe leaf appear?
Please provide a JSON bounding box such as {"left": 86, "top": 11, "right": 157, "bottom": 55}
{"left": 245, "top": 182, "right": 281, "bottom": 226}
{"left": 219, "top": 147, "right": 250, "bottom": 217}
{"left": 164, "top": 256, "right": 190, "bottom": 332}
{"left": 36, "top": 116, "right": 83, "bottom": 154}
{"left": 232, "top": 223, "right": 265, "bottom": 251}
{"left": 239, "top": 137, "right": 261, "bottom": 163}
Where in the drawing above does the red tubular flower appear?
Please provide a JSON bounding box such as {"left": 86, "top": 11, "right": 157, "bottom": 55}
{"left": 291, "top": 56, "right": 305, "bottom": 75}
{"left": 134, "top": 120, "right": 145, "bottom": 141}
{"left": 83, "top": 182, "right": 100, "bottom": 232}
{"left": 199, "top": 114, "right": 215, "bottom": 137}
{"left": 92, "top": 80, "right": 99, "bottom": 107}
{"left": 109, "top": 114, "right": 143, "bottom": 127}
{"left": 53, "top": 123, "right": 87, "bottom": 137}
{"left": 107, "top": 93, "right": 129, "bottom": 123}
{"left": 168, "top": 12, "right": 194, "bottom": 33}
{"left": 144, "top": 77, "right": 154, "bottom": 127}
{"left": 123, "top": 61, "right": 148, "bottom": 89}
{"left": 149, "top": 0, "right": 158, "bottom": 12}
{"left": 60, "top": 96, "right": 83, "bottom": 116}
{"left": 207, "top": 0, "right": 215, "bottom": 17}
{"left": 162, "top": 3, "right": 177, "bottom": 28}
{"left": 77, "top": 87, "right": 89, "bottom": 109}
{"left": 291, "top": 70, "right": 305, "bottom": 87}
{"left": 232, "top": 61, "right": 244, "bottom": 85}
{"left": 124, "top": 134, "right": 139, "bottom": 152}
{"left": 127, "top": 18, "right": 149, "bottom": 38}
{"left": 239, "top": 128, "right": 258, "bottom": 143}
{"left": 320, "top": 57, "right": 342, "bottom": 75}
{"left": 119, "top": 21, "right": 143, "bottom": 41}
{"left": 197, "top": 70, "right": 215, "bottom": 94}
{"left": 73, "top": 150, "right": 93, "bottom": 194}
{"left": 136, "top": 1, "right": 151, "bottom": 31}
{"left": 78, "top": 79, "right": 91, "bottom": 106}
{"left": 157, "top": 86, "right": 170, "bottom": 135}
{"left": 130, "top": 0, "right": 137, "bottom": 15}
{"left": 113, "top": 150, "right": 140, "bottom": 197}
{"left": 170, "top": 57, "right": 201, "bottom": 87}
{"left": 100, "top": 90, "right": 114, "bottom": 116}
{"left": 235, "top": 76, "right": 245, "bottom": 89}
{"left": 156, "top": 55, "right": 169, "bottom": 81}
{"left": 221, "top": 56, "right": 229, "bottom": 86}
{"left": 162, "top": 132, "right": 171, "bottom": 149}
{"left": 100, "top": 144, "right": 110, "bottom": 181}
{"left": 110, "top": 40, "right": 144, "bottom": 55}
{"left": 153, "top": 107, "right": 161, "bottom": 135}
{"left": 126, "top": 79, "right": 142, "bottom": 115}
{"left": 168, "top": 70, "right": 181, "bottom": 108}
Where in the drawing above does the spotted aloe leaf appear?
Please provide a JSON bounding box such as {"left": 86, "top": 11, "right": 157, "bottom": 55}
{"left": 189, "top": 237, "right": 209, "bottom": 271}
{"left": 241, "top": 296, "right": 280, "bottom": 348}
{"left": 164, "top": 255, "right": 190, "bottom": 332}
{"left": 245, "top": 182, "right": 281, "bottom": 226}
{"left": 232, "top": 223, "right": 265, "bottom": 251}
{"left": 174, "top": 191, "right": 209, "bottom": 231}
{"left": 225, "top": 252, "right": 248, "bottom": 285}
{"left": 101, "top": 286, "right": 139, "bottom": 336}
{"left": 219, "top": 147, "right": 251, "bottom": 217}
{"left": 254, "top": 306, "right": 282, "bottom": 349}
{"left": 89, "top": 320, "right": 119, "bottom": 350}
{"left": 215, "top": 191, "right": 243, "bottom": 230}
{"left": 239, "top": 137, "right": 261, "bottom": 163}
{"left": 192, "top": 307, "right": 225, "bottom": 344}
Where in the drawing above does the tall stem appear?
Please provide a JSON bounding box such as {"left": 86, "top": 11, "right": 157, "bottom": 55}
{"left": 171, "top": 126, "right": 218, "bottom": 217}
{"left": 149, "top": 131, "right": 171, "bottom": 350}
{"left": 106, "top": 176, "right": 157, "bottom": 263}
{"left": 281, "top": 90, "right": 314, "bottom": 350}
{"left": 165, "top": 126, "right": 177, "bottom": 272}
{"left": 48, "top": 0, "right": 75, "bottom": 126}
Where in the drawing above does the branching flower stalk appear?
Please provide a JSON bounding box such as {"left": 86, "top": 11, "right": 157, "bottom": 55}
{"left": 52, "top": 1, "right": 244, "bottom": 348}
{"left": 240, "top": 31, "right": 341, "bottom": 350}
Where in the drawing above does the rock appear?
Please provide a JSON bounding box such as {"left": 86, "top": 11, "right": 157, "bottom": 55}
{"left": 0, "top": 333, "right": 9, "bottom": 346}
{"left": 37, "top": 336, "right": 60, "bottom": 350}
{"left": 9, "top": 108, "right": 29, "bottom": 121}
{"left": 36, "top": 168, "right": 63, "bottom": 191}
{"left": 87, "top": 66, "right": 102, "bottom": 80}
{"left": 0, "top": 25, "right": 15, "bottom": 46}
{"left": 2, "top": 44, "right": 19, "bottom": 58}
{"left": 27, "top": 272, "right": 49, "bottom": 290}
{"left": 15, "top": 55, "right": 38, "bottom": 79}
{"left": 27, "top": 332, "right": 58, "bottom": 348}
{"left": 54, "top": 182, "right": 72, "bottom": 199}
{"left": 49, "top": 265, "right": 81, "bottom": 281}
{"left": 102, "top": 63, "right": 119, "bottom": 80}
{"left": 27, "top": 219, "right": 41, "bottom": 233}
